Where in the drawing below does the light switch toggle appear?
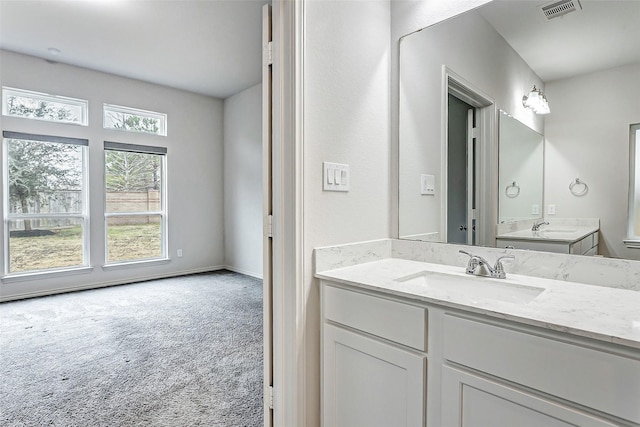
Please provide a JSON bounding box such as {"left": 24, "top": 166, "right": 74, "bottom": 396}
{"left": 323, "top": 162, "right": 350, "bottom": 192}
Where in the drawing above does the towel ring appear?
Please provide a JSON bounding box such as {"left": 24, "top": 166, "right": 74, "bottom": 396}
{"left": 569, "top": 178, "right": 588, "bottom": 196}
{"left": 505, "top": 181, "right": 520, "bottom": 198}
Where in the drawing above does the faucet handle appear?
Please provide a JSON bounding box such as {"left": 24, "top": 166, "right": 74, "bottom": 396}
{"left": 493, "top": 255, "right": 515, "bottom": 279}
{"left": 458, "top": 249, "right": 474, "bottom": 258}
{"left": 459, "top": 250, "right": 480, "bottom": 274}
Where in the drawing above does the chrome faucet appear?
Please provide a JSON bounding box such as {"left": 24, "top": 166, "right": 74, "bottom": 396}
{"left": 459, "top": 250, "right": 515, "bottom": 279}
{"left": 531, "top": 221, "right": 550, "bottom": 231}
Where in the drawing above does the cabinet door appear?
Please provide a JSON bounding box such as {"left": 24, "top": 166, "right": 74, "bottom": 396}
{"left": 441, "top": 366, "right": 621, "bottom": 427}
{"left": 323, "top": 323, "right": 426, "bottom": 427}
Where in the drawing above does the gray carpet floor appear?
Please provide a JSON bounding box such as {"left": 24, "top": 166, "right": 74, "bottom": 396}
{"left": 0, "top": 270, "right": 263, "bottom": 426}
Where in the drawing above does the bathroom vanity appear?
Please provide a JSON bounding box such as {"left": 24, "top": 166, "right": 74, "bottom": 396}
{"left": 316, "top": 242, "right": 640, "bottom": 427}
{"left": 496, "top": 227, "right": 599, "bottom": 255}
{"left": 495, "top": 218, "right": 600, "bottom": 255}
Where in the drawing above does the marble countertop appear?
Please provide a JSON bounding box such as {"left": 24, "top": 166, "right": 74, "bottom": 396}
{"left": 496, "top": 226, "right": 598, "bottom": 243}
{"left": 316, "top": 258, "right": 640, "bottom": 350}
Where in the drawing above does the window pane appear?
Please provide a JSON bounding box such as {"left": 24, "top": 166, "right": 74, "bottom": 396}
{"left": 7, "top": 138, "right": 84, "bottom": 214}
{"left": 2, "top": 87, "right": 88, "bottom": 125}
{"left": 106, "top": 216, "right": 162, "bottom": 263}
{"left": 103, "top": 104, "right": 167, "bottom": 136}
{"left": 8, "top": 218, "right": 84, "bottom": 273}
{"left": 105, "top": 151, "right": 162, "bottom": 213}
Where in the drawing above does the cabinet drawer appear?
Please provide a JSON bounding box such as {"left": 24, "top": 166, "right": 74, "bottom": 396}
{"left": 323, "top": 284, "right": 427, "bottom": 351}
{"left": 443, "top": 315, "right": 640, "bottom": 424}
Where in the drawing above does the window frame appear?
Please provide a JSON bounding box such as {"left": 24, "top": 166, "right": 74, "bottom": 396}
{"left": 103, "top": 103, "right": 167, "bottom": 136}
{"left": 2, "top": 86, "right": 89, "bottom": 126}
{"left": 625, "top": 123, "right": 640, "bottom": 248}
{"left": 103, "top": 141, "right": 168, "bottom": 266}
{"left": 2, "top": 131, "right": 90, "bottom": 276}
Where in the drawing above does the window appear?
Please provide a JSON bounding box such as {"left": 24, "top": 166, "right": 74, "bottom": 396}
{"left": 626, "top": 123, "right": 640, "bottom": 248}
{"left": 3, "top": 131, "right": 89, "bottom": 274}
{"left": 104, "top": 141, "right": 167, "bottom": 264}
{"left": 103, "top": 104, "right": 167, "bottom": 136}
{"left": 2, "top": 87, "right": 88, "bottom": 126}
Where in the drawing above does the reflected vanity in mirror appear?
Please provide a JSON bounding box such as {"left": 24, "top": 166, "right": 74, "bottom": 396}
{"left": 398, "top": 0, "right": 640, "bottom": 260}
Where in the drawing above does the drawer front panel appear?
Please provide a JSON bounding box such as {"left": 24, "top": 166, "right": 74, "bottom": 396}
{"left": 443, "top": 315, "right": 640, "bottom": 423}
{"left": 323, "top": 284, "right": 427, "bottom": 351}
{"left": 323, "top": 324, "right": 426, "bottom": 427}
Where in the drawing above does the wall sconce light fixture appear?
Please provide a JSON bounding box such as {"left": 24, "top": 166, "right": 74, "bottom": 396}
{"left": 522, "top": 85, "right": 550, "bottom": 115}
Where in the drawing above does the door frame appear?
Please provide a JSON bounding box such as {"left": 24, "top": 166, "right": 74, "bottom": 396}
{"left": 269, "top": 1, "right": 306, "bottom": 426}
{"left": 441, "top": 67, "right": 498, "bottom": 248}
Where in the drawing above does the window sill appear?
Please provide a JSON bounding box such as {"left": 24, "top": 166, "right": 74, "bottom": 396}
{"left": 623, "top": 239, "right": 640, "bottom": 249}
{"left": 1, "top": 266, "right": 94, "bottom": 284}
{"left": 102, "top": 258, "right": 171, "bottom": 271}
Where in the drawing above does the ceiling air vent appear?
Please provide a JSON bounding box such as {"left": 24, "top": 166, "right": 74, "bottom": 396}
{"left": 540, "top": 0, "right": 582, "bottom": 20}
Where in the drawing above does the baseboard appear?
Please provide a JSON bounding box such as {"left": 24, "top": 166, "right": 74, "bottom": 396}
{"left": 224, "top": 265, "right": 263, "bottom": 280}
{"left": 0, "top": 265, "right": 227, "bottom": 302}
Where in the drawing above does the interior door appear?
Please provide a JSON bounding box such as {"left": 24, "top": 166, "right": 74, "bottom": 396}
{"left": 262, "top": 4, "right": 273, "bottom": 427}
{"left": 466, "top": 108, "right": 477, "bottom": 246}
{"left": 447, "top": 94, "right": 476, "bottom": 245}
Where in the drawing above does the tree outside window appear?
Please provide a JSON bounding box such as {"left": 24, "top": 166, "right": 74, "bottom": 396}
{"left": 4, "top": 134, "right": 88, "bottom": 274}
{"left": 104, "top": 145, "right": 166, "bottom": 264}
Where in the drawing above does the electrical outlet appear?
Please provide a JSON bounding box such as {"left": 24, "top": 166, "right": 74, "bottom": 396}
{"left": 547, "top": 204, "right": 556, "bottom": 215}
{"left": 177, "top": 249, "right": 183, "bottom": 257}
{"left": 531, "top": 204, "right": 540, "bottom": 215}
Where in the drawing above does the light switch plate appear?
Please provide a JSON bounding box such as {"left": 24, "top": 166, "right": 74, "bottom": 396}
{"left": 421, "top": 174, "right": 435, "bottom": 195}
{"left": 323, "top": 162, "right": 349, "bottom": 192}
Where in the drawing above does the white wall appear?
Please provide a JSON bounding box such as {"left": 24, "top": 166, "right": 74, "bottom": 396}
{"left": 302, "top": 0, "right": 391, "bottom": 424}
{"left": 223, "top": 83, "right": 263, "bottom": 278}
{"left": 544, "top": 63, "right": 640, "bottom": 260}
{"left": 0, "top": 50, "right": 225, "bottom": 300}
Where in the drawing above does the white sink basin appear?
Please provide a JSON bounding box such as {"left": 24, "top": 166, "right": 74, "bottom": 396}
{"left": 394, "top": 270, "right": 545, "bottom": 304}
{"left": 540, "top": 228, "right": 577, "bottom": 234}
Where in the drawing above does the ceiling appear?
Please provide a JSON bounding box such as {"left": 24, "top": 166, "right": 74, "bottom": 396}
{"left": 479, "top": 0, "right": 640, "bottom": 82}
{"left": 2, "top": 0, "right": 637, "bottom": 98}
{"left": 0, "top": 0, "right": 266, "bottom": 99}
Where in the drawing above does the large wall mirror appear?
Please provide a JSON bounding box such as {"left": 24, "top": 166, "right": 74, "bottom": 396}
{"left": 398, "top": 0, "right": 640, "bottom": 260}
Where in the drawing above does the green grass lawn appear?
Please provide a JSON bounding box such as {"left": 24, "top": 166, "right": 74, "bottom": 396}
{"left": 9, "top": 224, "right": 161, "bottom": 273}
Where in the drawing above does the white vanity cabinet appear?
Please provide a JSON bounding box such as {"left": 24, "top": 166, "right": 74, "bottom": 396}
{"left": 496, "top": 230, "right": 599, "bottom": 255}
{"left": 320, "top": 281, "right": 640, "bottom": 427}
{"left": 321, "top": 283, "right": 427, "bottom": 427}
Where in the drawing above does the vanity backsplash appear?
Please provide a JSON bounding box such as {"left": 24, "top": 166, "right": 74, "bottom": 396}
{"left": 315, "top": 239, "right": 640, "bottom": 292}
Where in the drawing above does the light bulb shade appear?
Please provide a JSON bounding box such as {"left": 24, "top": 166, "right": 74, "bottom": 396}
{"left": 523, "top": 85, "right": 550, "bottom": 115}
